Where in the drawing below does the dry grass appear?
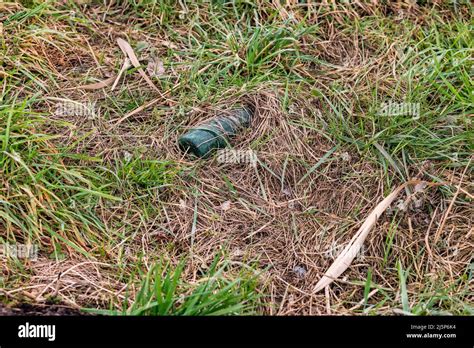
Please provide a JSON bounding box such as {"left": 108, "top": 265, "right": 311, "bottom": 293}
{"left": 1, "top": 1, "right": 472, "bottom": 315}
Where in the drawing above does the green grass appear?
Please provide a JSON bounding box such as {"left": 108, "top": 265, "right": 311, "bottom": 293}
{"left": 88, "top": 254, "right": 262, "bottom": 316}
{"left": 116, "top": 157, "right": 181, "bottom": 189}
{"left": 0, "top": 96, "right": 115, "bottom": 258}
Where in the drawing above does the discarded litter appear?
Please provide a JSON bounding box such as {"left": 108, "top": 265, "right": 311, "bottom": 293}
{"left": 178, "top": 106, "right": 253, "bottom": 158}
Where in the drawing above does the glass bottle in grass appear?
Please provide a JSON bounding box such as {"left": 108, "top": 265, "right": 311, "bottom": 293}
{"left": 178, "top": 106, "right": 254, "bottom": 158}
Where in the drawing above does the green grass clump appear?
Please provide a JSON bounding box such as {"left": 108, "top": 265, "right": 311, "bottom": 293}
{"left": 90, "top": 255, "right": 262, "bottom": 316}
{"left": 117, "top": 157, "right": 180, "bottom": 189}
{"left": 0, "top": 98, "right": 118, "bottom": 257}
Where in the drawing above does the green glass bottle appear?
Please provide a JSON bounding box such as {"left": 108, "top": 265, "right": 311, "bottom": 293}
{"left": 178, "top": 107, "right": 253, "bottom": 158}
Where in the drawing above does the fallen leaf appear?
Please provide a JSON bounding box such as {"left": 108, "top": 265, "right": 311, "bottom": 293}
{"left": 71, "top": 75, "right": 117, "bottom": 90}
{"left": 314, "top": 179, "right": 433, "bottom": 293}
{"left": 111, "top": 58, "right": 131, "bottom": 91}
{"left": 116, "top": 38, "right": 160, "bottom": 93}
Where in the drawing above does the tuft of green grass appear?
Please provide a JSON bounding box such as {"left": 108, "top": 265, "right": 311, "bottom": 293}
{"left": 0, "top": 97, "right": 118, "bottom": 257}
{"left": 397, "top": 260, "right": 410, "bottom": 314}
{"left": 117, "top": 157, "right": 181, "bottom": 189}
{"left": 88, "top": 254, "right": 262, "bottom": 316}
